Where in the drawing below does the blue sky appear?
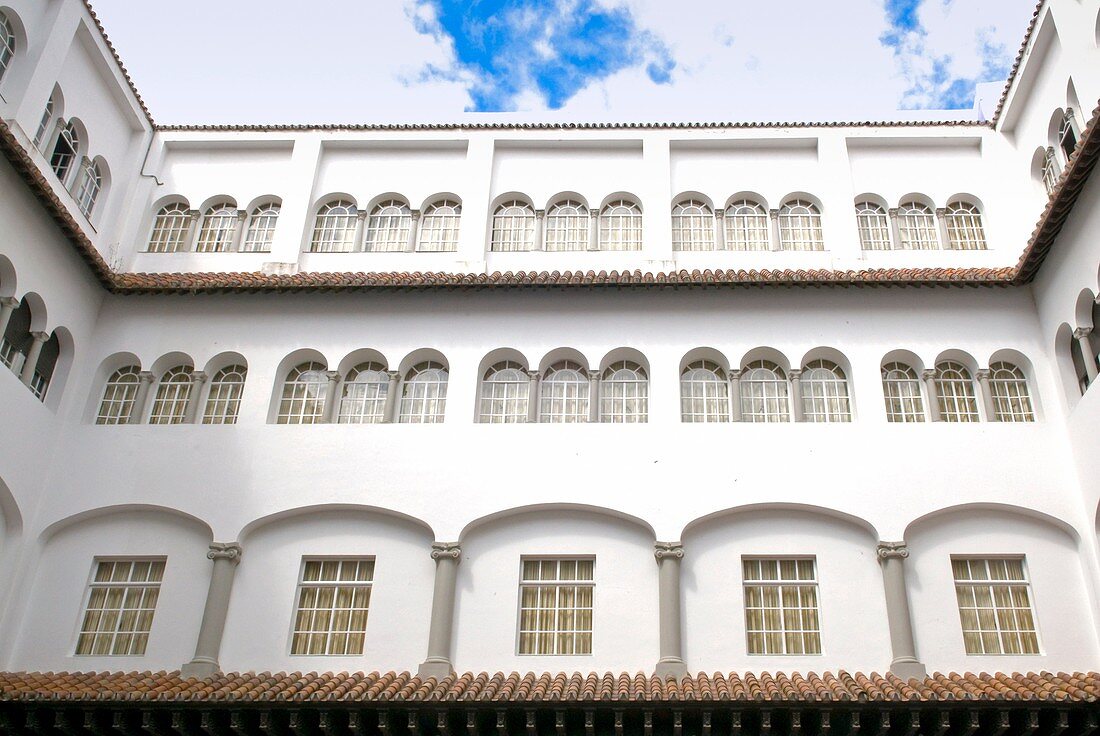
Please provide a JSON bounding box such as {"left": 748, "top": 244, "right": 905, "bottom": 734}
{"left": 90, "top": 0, "right": 1035, "bottom": 123}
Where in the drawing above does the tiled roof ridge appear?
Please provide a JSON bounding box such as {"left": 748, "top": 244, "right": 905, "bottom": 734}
{"left": 80, "top": 1, "right": 154, "bottom": 126}
{"left": 154, "top": 120, "right": 991, "bottom": 132}
{"left": 990, "top": 0, "right": 1046, "bottom": 127}
{"left": 0, "top": 670, "right": 1097, "bottom": 703}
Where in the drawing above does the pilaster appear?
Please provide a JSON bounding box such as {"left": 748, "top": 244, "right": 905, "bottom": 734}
{"left": 418, "top": 542, "right": 462, "bottom": 680}
{"left": 654, "top": 542, "right": 687, "bottom": 679}
{"left": 180, "top": 542, "right": 243, "bottom": 679}
{"left": 875, "top": 542, "right": 926, "bottom": 681}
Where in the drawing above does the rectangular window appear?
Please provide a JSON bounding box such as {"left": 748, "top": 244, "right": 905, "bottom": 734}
{"left": 75, "top": 558, "right": 165, "bottom": 656}
{"left": 291, "top": 558, "right": 374, "bottom": 656}
{"left": 518, "top": 558, "right": 594, "bottom": 655}
{"left": 742, "top": 557, "right": 821, "bottom": 655}
{"left": 952, "top": 557, "right": 1039, "bottom": 655}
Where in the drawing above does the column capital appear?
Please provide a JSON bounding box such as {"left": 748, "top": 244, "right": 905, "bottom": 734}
{"left": 588, "top": 207, "right": 599, "bottom": 217}
{"left": 187, "top": 209, "right": 201, "bottom": 219}
{"left": 714, "top": 209, "right": 726, "bottom": 219}
{"left": 920, "top": 368, "right": 937, "bottom": 381}
{"left": 29, "top": 331, "right": 49, "bottom": 342}
{"left": 0, "top": 296, "right": 19, "bottom": 309}
{"left": 887, "top": 207, "right": 899, "bottom": 217}
{"left": 935, "top": 207, "right": 948, "bottom": 218}
{"left": 974, "top": 368, "right": 992, "bottom": 381}
{"left": 386, "top": 370, "right": 401, "bottom": 381}
{"left": 410, "top": 209, "right": 422, "bottom": 221}
{"left": 789, "top": 368, "right": 803, "bottom": 381}
{"left": 235, "top": 209, "right": 248, "bottom": 220}
{"left": 526, "top": 370, "right": 541, "bottom": 380}
{"left": 430, "top": 541, "right": 461, "bottom": 560}
{"left": 535, "top": 209, "right": 546, "bottom": 219}
{"left": 1073, "top": 326, "right": 1093, "bottom": 340}
{"left": 876, "top": 541, "right": 909, "bottom": 560}
{"left": 587, "top": 369, "right": 600, "bottom": 380}
{"left": 325, "top": 370, "right": 341, "bottom": 382}
{"left": 768, "top": 208, "right": 780, "bottom": 220}
{"left": 727, "top": 369, "right": 742, "bottom": 381}
{"left": 190, "top": 370, "right": 208, "bottom": 384}
{"left": 654, "top": 541, "right": 684, "bottom": 560}
{"left": 138, "top": 370, "right": 156, "bottom": 385}
{"left": 207, "top": 542, "right": 243, "bottom": 563}
{"left": 356, "top": 210, "right": 368, "bottom": 221}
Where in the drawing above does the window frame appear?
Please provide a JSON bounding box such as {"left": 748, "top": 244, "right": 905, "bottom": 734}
{"left": 944, "top": 201, "right": 986, "bottom": 251}
{"left": 74, "top": 557, "right": 166, "bottom": 657}
{"left": 671, "top": 199, "right": 715, "bottom": 252}
{"left": 599, "top": 199, "right": 642, "bottom": 251}
{"left": 515, "top": 556, "right": 596, "bottom": 656}
{"left": 951, "top": 556, "right": 1041, "bottom": 656}
{"left": 277, "top": 361, "right": 329, "bottom": 425}
{"left": 680, "top": 360, "right": 730, "bottom": 423}
{"left": 989, "top": 362, "right": 1035, "bottom": 422}
{"left": 398, "top": 361, "right": 448, "bottom": 424}
{"left": 725, "top": 199, "right": 770, "bottom": 251}
{"left": 778, "top": 200, "right": 823, "bottom": 251}
{"left": 881, "top": 362, "right": 925, "bottom": 423}
{"left": 491, "top": 200, "right": 536, "bottom": 252}
{"left": 203, "top": 365, "right": 247, "bottom": 425}
{"left": 147, "top": 202, "right": 192, "bottom": 253}
{"left": 96, "top": 365, "right": 141, "bottom": 425}
{"left": 538, "top": 361, "right": 590, "bottom": 423}
{"left": 288, "top": 556, "right": 376, "bottom": 657}
{"left": 896, "top": 201, "right": 939, "bottom": 250}
{"left": 241, "top": 202, "right": 280, "bottom": 253}
{"left": 194, "top": 202, "right": 239, "bottom": 253}
{"left": 800, "top": 360, "right": 851, "bottom": 423}
{"left": 479, "top": 361, "right": 529, "bottom": 424}
{"left": 310, "top": 200, "right": 358, "bottom": 253}
{"left": 740, "top": 360, "right": 791, "bottom": 423}
{"left": 76, "top": 159, "right": 103, "bottom": 219}
{"left": 0, "top": 12, "right": 14, "bottom": 85}
{"left": 148, "top": 366, "right": 193, "bottom": 425}
{"left": 363, "top": 199, "right": 412, "bottom": 253}
{"left": 417, "top": 200, "right": 461, "bottom": 252}
{"left": 741, "top": 556, "right": 822, "bottom": 656}
{"left": 600, "top": 360, "right": 648, "bottom": 423}
{"left": 935, "top": 361, "right": 980, "bottom": 422}
{"left": 337, "top": 362, "right": 389, "bottom": 424}
{"left": 855, "top": 201, "right": 891, "bottom": 251}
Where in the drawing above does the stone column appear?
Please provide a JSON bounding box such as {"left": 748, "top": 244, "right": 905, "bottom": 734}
{"left": 407, "top": 210, "right": 421, "bottom": 252}
{"left": 727, "top": 369, "right": 743, "bottom": 422}
{"left": 230, "top": 210, "right": 249, "bottom": 252}
{"left": 182, "top": 210, "right": 201, "bottom": 253}
{"left": 875, "top": 542, "right": 927, "bottom": 681}
{"left": 130, "top": 371, "right": 156, "bottom": 424}
{"left": 934, "top": 207, "right": 950, "bottom": 250}
{"left": 353, "top": 210, "right": 368, "bottom": 252}
{"left": 768, "top": 208, "right": 781, "bottom": 251}
{"left": 418, "top": 542, "right": 461, "bottom": 680}
{"left": 181, "top": 542, "right": 243, "bottom": 679}
{"left": 921, "top": 369, "right": 940, "bottom": 422}
{"left": 587, "top": 208, "right": 600, "bottom": 251}
{"left": 0, "top": 297, "right": 19, "bottom": 340}
{"left": 1074, "top": 327, "right": 1099, "bottom": 383}
{"left": 19, "top": 331, "right": 48, "bottom": 387}
{"left": 975, "top": 368, "right": 998, "bottom": 422}
{"left": 322, "top": 370, "right": 341, "bottom": 423}
{"left": 654, "top": 542, "right": 687, "bottom": 679}
{"left": 789, "top": 369, "right": 804, "bottom": 422}
{"left": 887, "top": 208, "right": 902, "bottom": 250}
{"left": 714, "top": 210, "right": 726, "bottom": 250}
{"left": 533, "top": 210, "right": 546, "bottom": 252}
{"left": 183, "top": 371, "right": 208, "bottom": 424}
{"left": 384, "top": 370, "right": 401, "bottom": 423}
{"left": 587, "top": 370, "right": 601, "bottom": 423}
{"left": 527, "top": 370, "right": 540, "bottom": 423}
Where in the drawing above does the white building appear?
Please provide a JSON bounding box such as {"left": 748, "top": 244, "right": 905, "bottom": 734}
{"left": 1, "top": 0, "right": 1100, "bottom": 732}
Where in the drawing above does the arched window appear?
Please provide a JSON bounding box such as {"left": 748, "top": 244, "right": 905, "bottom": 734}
{"left": 30, "top": 332, "right": 59, "bottom": 400}
{"left": 479, "top": 361, "right": 529, "bottom": 423}
{"left": 680, "top": 360, "right": 729, "bottom": 422}
{"left": 599, "top": 199, "right": 642, "bottom": 251}
{"left": 194, "top": 202, "right": 239, "bottom": 252}
{"left": 0, "top": 12, "right": 14, "bottom": 84}
{"left": 491, "top": 200, "right": 535, "bottom": 252}
{"left": 881, "top": 362, "right": 924, "bottom": 423}
{"left": 399, "top": 361, "right": 448, "bottom": 423}
{"left": 0, "top": 298, "right": 29, "bottom": 372}
{"left": 148, "top": 366, "right": 193, "bottom": 424}
{"left": 96, "top": 366, "right": 141, "bottom": 425}
{"left": 50, "top": 122, "right": 79, "bottom": 183}
{"left": 364, "top": 199, "right": 412, "bottom": 252}
{"left": 34, "top": 94, "right": 55, "bottom": 149}
{"left": 897, "top": 201, "right": 939, "bottom": 250}
{"left": 741, "top": 360, "right": 790, "bottom": 422}
{"left": 778, "top": 200, "right": 823, "bottom": 251}
{"left": 203, "top": 365, "right": 247, "bottom": 424}
{"left": 418, "top": 200, "right": 461, "bottom": 252}
{"left": 544, "top": 200, "right": 588, "bottom": 252}
{"left": 278, "top": 362, "right": 328, "bottom": 424}
{"left": 672, "top": 200, "right": 714, "bottom": 251}
{"left": 989, "top": 362, "right": 1035, "bottom": 422}
{"left": 935, "top": 362, "right": 979, "bottom": 422}
{"left": 801, "top": 360, "right": 851, "bottom": 422}
{"left": 1042, "top": 147, "right": 1059, "bottom": 196}
{"left": 148, "top": 203, "right": 191, "bottom": 253}
{"left": 539, "top": 361, "right": 589, "bottom": 423}
{"left": 310, "top": 200, "right": 358, "bottom": 253}
{"left": 855, "top": 201, "right": 891, "bottom": 250}
{"left": 338, "top": 362, "right": 389, "bottom": 424}
{"left": 76, "top": 159, "right": 102, "bottom": 218}
{"left": 725, "top": 199, "right": 769, "bottom": 251}
{"left": 944, "top": 201, "right": 986, "bottom": 250}
{"left": 1059, "top": 110, "right": 1078, "bottom": 161}
{"left": 601, "top": 361, "right": 648, "bottom": 423}
{"left": 241, "top": 202, "right": 280, "bottom": 252}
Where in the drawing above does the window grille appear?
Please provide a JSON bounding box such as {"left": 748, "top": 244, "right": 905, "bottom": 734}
{"left": 417, "top": 200, "right": 461, "bottom": 252}
{"left": 741, "top": 360, "right": 790, "bottom": 422}
{"left": 896, "top": 201, "right": 939, "bottom": 250}
{"left": 479, "top": 361, "right": 529, "bottom": 423}
{"left": 278, "top": 362, "right": 328, "bottom": 424}
{"left": 538, "top": 361, "right": 589, "bottom": 423}
{"left": 518, "top": 558, "right": 594, "bottom": 655}
{"left": 76, "top": 160, "right": 102, "bottom": 218}
{"left": 952, "top": 557, "right": 1039, "bottom": 655}
{"left": 75, "top": 559, "right": 165, "bottom": 656}
{"left": 935, "top": 362, "right": 980, "bottom": 422}
{"left": 989, "top": 362, "right": 1035, "bottom": 422}
{"left": 944, "top": 201, "right": 986, "bottom": 250}
{"left": 1042, "top": 148, "right": 1059, "bottom": 196}
{"left": 291, "top": 558, "right": 374, "bottom": 656}
{"left": 1059, "top": 110, "right": 1078, "bottom": 161}
{"left": 310, "top": 201, "right": 358, "bottom": 252}
{"left": 855, "top": 201, "right": 891, "bottom": 250}
{"left": 881, "top": 362, "right": 924, "bottom": 423}
{"left": 743, "top": 558, "right": 821, "bottom": 655}
{"left": 96, "top": 366, "right": 141, "bottom": 425}
{"left": 398, "top": 361, "right": 448, "bottom": 423}
{"left": 203, "top": 365, "right": 247, "bottom": 424}
{"left": 148, "top": 366, "right": 192, "bottom": 425}
{"left": 600, "top": 361, "right": 647, "bottom": 423}
{"left": 195, "top": 202, "right": 238, "bottom": 253}
{"left": 0, "top": 12, "right": 13, "bottom": 83}
{"left": 544, "top": 201, "right": 588, "bottom": 252}
{"left": 680, "top": 360, "right": 729, "bottom": 422}
{"left": 337, "top": 362, "right": 389, "bottom": 424}
{"left": 241, "top": 202, "right": 280, "bottom": 252}
{"left": 599, "top": 199, "right": 642, "bottom": 251}
{"left": 491, "top": 201, "right": 536, "bottom": 252}
{"left": 725, "top": 200, "right": 769, "bottom": 251}
{"left": 672, "top": 200, "right": 715, "bottom": 251}
{"left": 50, "top": 122, "right": 79, "bottom": 183}
{"left": 364, "top": 200, "right": 412, "bottom": 252}
{"left": 800, "top": 360, "right": 851, "bottom": 422}
{"left": 778, "top": 200, "right": 823, "bottom": 251}
{"left": 34, "top": 95, "right": 55, "bottom": 149}
{"left": 148, "top": 203, "right": 191, "bottom": 253}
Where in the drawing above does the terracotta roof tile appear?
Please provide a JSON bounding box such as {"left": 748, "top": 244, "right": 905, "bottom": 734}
{"left": 1, "top": 670, "right": 1097, "bottom": 704}
{"left": 81, "top": 1, "right": 154, "bottom": 126}
{"left": 155, "top": 120, "right": 989, "bottom": 133}
{"left": 991, "top": 0, "right": 1046, "bottom": 126}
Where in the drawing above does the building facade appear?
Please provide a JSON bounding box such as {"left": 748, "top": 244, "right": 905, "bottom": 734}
{"left": 2, "top": 2, "right": 1100, "bottom": 729}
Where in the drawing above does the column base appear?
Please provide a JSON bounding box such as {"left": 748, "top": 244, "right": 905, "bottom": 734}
{"left": 417, "top": 659, "right": 454, "bottom": 681}
{"left": 889, "top": 658, "right": 927, "bottom": 681}
{"left": 654, "top": 658, "right": 688, "bottom": 680}
{"left": 180, "top": 658, "right": 220, "bottom": 679}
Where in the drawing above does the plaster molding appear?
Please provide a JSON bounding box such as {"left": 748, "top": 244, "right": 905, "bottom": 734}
{"left": 207, "top": 542, "right": 243, "bottom": 563}
{"left": 430, "top": 542, "right": 461, "bottom": 560}
{"left": 876, "top": 541, "right": 909, "bottom": 560}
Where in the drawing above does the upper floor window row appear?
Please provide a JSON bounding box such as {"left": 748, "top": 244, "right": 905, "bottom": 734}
{"left": 31, "top": 97, "right": 110, "bottom": 223}
{"left": 310, "top": 197, "right": 461, "bottom": 254}
{"left": 856, "top": 197, "right": 987, "bottom": 251}
{"left": 671, "top": 197, "right": 824, "bottom": 253}
{"left": 147, "top": 199, "right": 282, "bottom": 254}
{"left": 490, "top": 198, "right": 643, "bottom": 252}
{"left": 96, "top": 363, "right": 247, "bottom": 425}
{"left": 0, "top": 12, "right": 15, "bottom": 86}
